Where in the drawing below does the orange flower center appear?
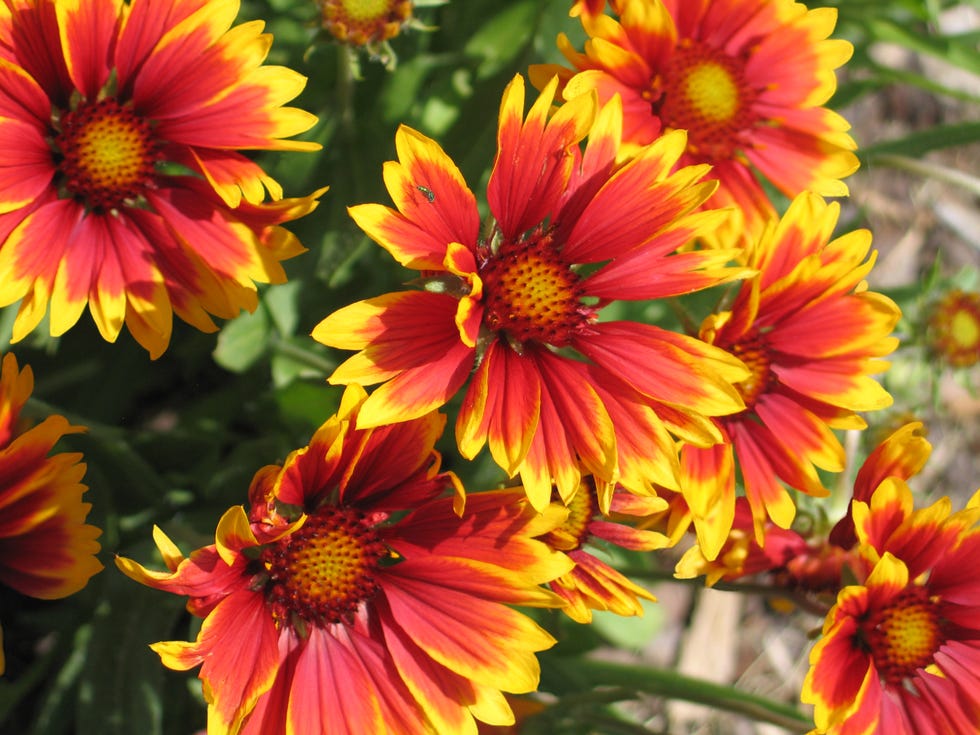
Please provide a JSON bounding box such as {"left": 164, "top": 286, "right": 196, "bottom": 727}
{"left": 319, "top": 0, "right": 412, "bottom": 46}
{"left": 656, "top": 41, "right": 756, "bottom": 159}
{"left": 262, "top": 506, "right": 389, "bottom": 627}
{"left": 729, "top": 334, "right": 772, "bottom": 408}
{"left": 541, "top": 484, "right": 596, "bottom": 552}
{"left": 56, "top": 99, "right": 158, "bottom": 210}
{"left": 930, "top": 291, "right": 980, "bottom": 368}
{"left": 868, "top": 587, "right": 944, "bottom": 685}
{"left": 480, "top": 232, "right": 593, "bottom": 347}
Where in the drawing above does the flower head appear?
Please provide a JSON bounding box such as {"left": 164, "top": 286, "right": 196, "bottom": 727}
{"left": 678, "top": 193, "right": 899, "bottom": 558}
{"left": 676, "top": 423, "right": 931, "bottom": 603}
{"left": 803, "top": 479, "right": 980, "bottom": 735}
{"left": 0, "top": 0, "right": 324, "bottom": 357}
{"left": 117, "top": 385, "right": 572, "bottom": 735}
{"left": 531, "top": 0, "right": 858, "bottom": 233}
{"left": 673, "top": 492, "right": 877, "bottom": 611}
{"left": 538, "top": 477, "right": 668, "bottom": 623}
{"left": 0, "top": 352, "right": 102, "bottom": 674}
{"left": 569, "top": 0, "right": 612, "bottom": 19}
{"left": 319, "top": 0, "right": 413, "bottom": 47}
{"left": 314, "top": 73, "right": 750, "bottom": 510}
{"left": 927, "top": 289, "right": 980, "bottom": 368}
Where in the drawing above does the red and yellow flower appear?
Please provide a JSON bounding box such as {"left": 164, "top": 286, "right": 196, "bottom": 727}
{"left": 676, "top": 423, "right": 930, "bottom": 604}
{"left": 531, "top": 0, "right": 858, "bottom": 233}
{"left": 0, "top": 0, "right": 324, "bottom": 357}
{"left": 538, "top": 477, "right": 667, "bottom": 623}
{"left": 117, "top": 385, "right": 572, "bottom": 735}
{"left": 927, "top": 289, "right": 980, "bottom": 368}
{"left": 827, "top": 421, "right": 932, "bottom": 551}
{"left": 314, "top": 73, "right": 750, "bottom": 510}
{"left": 0, "top": 352, "right": 102, "bottom": 674}
{"left": 677, "top": 192, "right": 899, "bottom": 559}
{"left": 803, "top": 478, "right": 980, "bottom": 734}
{"left": 318, "top": 0, "right": 413, "bottom": 47}
{"left": 569, "top": 0, "right": 613, "bottom": 19}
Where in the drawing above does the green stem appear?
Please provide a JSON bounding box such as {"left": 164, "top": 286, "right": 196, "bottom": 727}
{"left": 531, "top": 688, "right": 666, "bottom": 734}
{"left": 270, "top": 336, "right": 336, "bottom": 375}
{"left": 576, "top": 712, "right": 665, "bottom": 735}
{"left": 870, "top": 153, "right": 980, "bottom": 198}
{"left": 619, "top": 566, "right": 832, "bottom": 617}
{"left": 336, "top": 44, "right": 355, "bottom": 133}
{"left": 543, "top": 657, "right": 812, "bottom": 733}
{"left": 665, "top": 296, "right": 699, "bottom": 336}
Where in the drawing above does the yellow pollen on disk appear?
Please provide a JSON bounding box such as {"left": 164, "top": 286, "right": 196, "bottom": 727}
{"left": 929, "top": 290, "right": 980, "bottom": 368}
{"left": 541, "top": 485, "right": 596, "bottom": 552}
{"left": 263, "top": 507, "right": 388, "bottom": 627}
{"left": 340, "top": 0, "right": 393, "bottom": 20}
{"left": 729, "top": 336, "right": 771, "bottom": 409}
{"left": 57, "top": 99, "right": 157, "bottom": 209}
{"left": 869, "top": 588, "right": 943, "bottom": 685}
{"left": 657, "top": 41, "right": 756, "bottom": 159}
{"left": 319, "top": 0, "right": 412, "bottom": 45}
{"left": 950, "top": 309, "right": 979, "bottom": 352}
{"left": 684, "top": 62, "right": 740, "bottom": 123}
{"left": 480, "top": 233, "right": 591, "bottom": 347}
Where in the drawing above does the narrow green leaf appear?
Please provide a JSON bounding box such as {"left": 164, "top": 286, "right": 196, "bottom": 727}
{"left": 76, "top": 575, "right": 185, "bottom": 735}
{"left": 860, "top": 121, "right": 980, "bottom": 159}
{"left": 866, "top": 19, "right": 980, "bottom": 75}
{"left": 463, "top": 0, "right": 538, "bottom": 80}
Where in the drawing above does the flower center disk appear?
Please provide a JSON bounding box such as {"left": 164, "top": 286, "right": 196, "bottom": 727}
{"left": 56, "top": 99, "right": 158, "bottom": 210}
{"left": 929, "top": 291, "right": 980, "bottom": 367}
{"left": 868, "top": 587, "right": 944, "bottom": 685}
{"left": 320, "top": 0, "right": 412, "bottom": 45}
{"left": 262, "top": 506, "right": 388, "bottom": 627}
{"left": 480, "top": 233, "right": 591, "bottom": 347}
{"left": 541, "top": 483, "right": 596, "bottom": 552}
{"left": 729, "top": 334, "right": 772, "bottom": 408}
{"left": 949, "top": 309, "right": 980, "bottom": 351}
{"left": 657, "top": 41, "right": 756, "bottom": 159}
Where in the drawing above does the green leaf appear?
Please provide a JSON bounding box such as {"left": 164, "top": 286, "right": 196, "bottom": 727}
{"left": 264, "top": 281, "right": 302, "bottom": 337}
{"left": 860, "top": 121, "right": 980, "bottom": 158}
{"left": 463, "top": 0, "right": 538, "bottom": 80}
{"left": 0, "top": 637, "right": 59, "bottom": 725}
{"left": 275, "top": 379, "right": 343, "bottom": 433}
{"left": 865, "top": 19, "right": 980, "bottom": 75}
{"left": 76, "top": 574, "right": 185, "bottom": 735}
{"left": 213, "top": 308, "right": 272, "bottom": 373}
{"left": 590, "top": 598, "right": 664, "bottom": 649}
{"left": 32, "top": 623, "right": 93, "bottom": 735}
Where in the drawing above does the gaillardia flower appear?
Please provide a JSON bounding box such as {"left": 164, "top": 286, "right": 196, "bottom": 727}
{"left": 927, "top": 289, "right": 980, "bottom": 368}
{"left": 0, "top": 352, "right": 102, "bottom": 674}
{"left": 538, "top": 477, "right": 668, "bottom": 623}
{"left": 569, "top": 0, "right": 611, "bottom": 19}
{"left": 314, "top": 74, "right": 750, "bottom": 510}
{"left": 117, "top": 385, "right": 572, "bottom": 735}
{"left": 531, "top": 0, "right": 859, "bottom": 232}
{"left": 0, "top": 0, "right": 323, "bottom": 357}
{"left": 677, "top": 422, "right": 932, "bottom": 603}
{"left": 319, "top": 0, "right": 413, "bottom": 47}
{"left": 677, "top": 193, "right": 899, "bottom": 559}
{"left": 803, "top": 478, "right": 980, "bottom": 734}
